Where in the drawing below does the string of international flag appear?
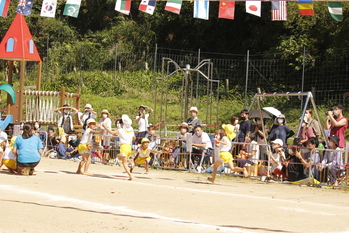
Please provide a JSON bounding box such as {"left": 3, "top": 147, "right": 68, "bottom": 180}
{"left": 0, "top": 0, "right": 343, "bottom": 22}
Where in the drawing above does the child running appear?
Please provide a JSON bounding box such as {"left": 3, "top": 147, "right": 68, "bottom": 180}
{"left": 130, "top": 138, "right": 152, "bottom": 174}
{"left": 77, "top": 119, "right": 102, "bottom": 175}
{"left": 103, "top": 114, "right": 135, "bottom": 180}
{"left": 208, "top": 128, "right": 248, "bottom": 183}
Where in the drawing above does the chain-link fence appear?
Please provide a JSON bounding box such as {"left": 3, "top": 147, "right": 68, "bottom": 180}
{"left": 2, "top": 41, "right": 349, "bottom": 105}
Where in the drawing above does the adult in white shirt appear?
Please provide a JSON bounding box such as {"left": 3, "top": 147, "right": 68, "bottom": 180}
{"left": 80, "top": 104, "right": 97, "bottom": 133}
{"left": 135, "top": 105, "right": 153, "bottom": 144}
{"left": 191, "top": 125, "right": 212, "bottom": 171}
{"left": 99, "top": 109, "right": 112, "bottom": 147}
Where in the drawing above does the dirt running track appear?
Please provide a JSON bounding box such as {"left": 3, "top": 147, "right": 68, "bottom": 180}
{"left": 1, "top": 158, "right": 349, "bottom": 233}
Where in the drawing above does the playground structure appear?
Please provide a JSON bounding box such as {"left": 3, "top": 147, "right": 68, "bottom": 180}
{"left": 154, "top": 57, "right": 219, "bottom": 136}
{"left": 0, "top": 14, "right": 80, "bottom": 131}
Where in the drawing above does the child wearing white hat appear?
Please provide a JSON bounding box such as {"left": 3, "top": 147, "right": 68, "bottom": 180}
{"left": 103, "top": 114, "right": 135, "bottom": 180}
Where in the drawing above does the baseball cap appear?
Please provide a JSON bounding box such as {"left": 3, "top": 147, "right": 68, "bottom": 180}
{"left": 271, "top": 138, "right": 283, "bottom": 146}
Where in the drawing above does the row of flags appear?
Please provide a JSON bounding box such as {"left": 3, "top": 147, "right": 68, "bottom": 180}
{"left": 0, "top": 0, "right": 343, "bottom": 22}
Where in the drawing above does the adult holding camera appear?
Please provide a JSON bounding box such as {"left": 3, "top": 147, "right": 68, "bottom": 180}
{"left": 80, "top": 104, "right": 97, "bottom": 133}
{"left": 324, "top": 103, "right": 348, "bottom": 148}
{"left": 136, "top": 105, "right": 153, "bottom": 144}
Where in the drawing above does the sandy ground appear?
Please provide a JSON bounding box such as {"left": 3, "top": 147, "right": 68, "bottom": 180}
{"left": 1, "top": 158, "right": 349, "bottom": 233}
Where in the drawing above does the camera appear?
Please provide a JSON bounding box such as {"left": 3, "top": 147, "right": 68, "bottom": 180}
{"left": 292, "top": 137, "right": 302, "bottom": 152}
{"left": 325, "top": 109, "right": 333, "bottom": 116}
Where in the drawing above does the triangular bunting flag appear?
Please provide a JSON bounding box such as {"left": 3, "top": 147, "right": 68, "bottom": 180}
{"left": 246, "top": 1, "right": 261, "bottom": 17}
{"left": 63, "top": 0, "right": 81, "bottom": 18}
{"left": 328, "top": 1, "right": 342, "bottom": 22}
{"left": 115, "top": 0, "right": 131, "bottom": 15}
{"left": 194, "top": 0, "right": 209, "bottom": 20}
{"left": 40, "top": 0, "right": 57, "bottom": 18}
{"left": 165, "top": 0, "right": 182, "bottom": 15}
{"left": 219, "top": 1, "right": 235, "bottom": 20}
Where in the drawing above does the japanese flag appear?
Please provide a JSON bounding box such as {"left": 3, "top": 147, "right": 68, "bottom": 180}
{"left": 246, "top": 0, "right": 261, "bottom": 17}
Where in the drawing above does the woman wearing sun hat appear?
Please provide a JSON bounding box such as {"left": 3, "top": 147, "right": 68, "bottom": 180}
{"left": 99, "top": 109, "right": 112, "bottom": 147}
{"left": 187, "top": 107, "right": 202, "bottom": 133}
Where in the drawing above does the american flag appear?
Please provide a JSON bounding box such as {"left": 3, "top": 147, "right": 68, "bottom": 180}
{"left": 271, "top": 1, "right": 287, "bottom": 21}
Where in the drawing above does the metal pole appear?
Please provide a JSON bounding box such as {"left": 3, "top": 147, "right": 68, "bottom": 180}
{"left": 245, "top": 50, "right": 250, "bottom": 108}
{"left": 184, "top": 64, "right": 190, "bottom": 121}
{"left": 301, "top": 46, "right": 306, "bottom": 109}
{"left": 46, "top": 36, "right": 49, "bottom": 81}
{"left": 114, "top": 43, "right": 118, "bottom": 85}
{"left": 196, "top": 49, "right": 200, "bottom": 105}
{"left": 153, "top": 43, "right": 158, "bottom": 73}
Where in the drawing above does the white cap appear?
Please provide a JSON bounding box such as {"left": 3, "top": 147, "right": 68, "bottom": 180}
{"left": 85, "top": 104, "right": 92, "bottom": 109}
{"left": 0, "top": 136, "right": 6, "bottom": 143}
{"left": 86, "top": 119, "right": 96, "bottom": 125}
{"left": 189, "top": 107, "right": 198, "bottom": 113}
{"left": 122, "top": 114, "right": 133, "bottom": 131}
{"left": 271, "top": 139, "right": 283, "bottom": 146}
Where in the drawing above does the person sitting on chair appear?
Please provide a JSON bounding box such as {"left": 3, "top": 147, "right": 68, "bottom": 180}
{"left": 191, "top": 125, "right": 212, "bottom": 172}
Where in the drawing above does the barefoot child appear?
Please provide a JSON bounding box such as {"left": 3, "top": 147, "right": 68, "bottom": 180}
{"left": 130, "top": 138, "right": 152, "bottom": 174}
{"left": 77, "top": 119, "right": 102, "bottom": 175}
{"left": 208, "top": 128, "right": 248, "bottom": 183}
{"left": 103, "top": 114, "right": 135, "bottom": 180}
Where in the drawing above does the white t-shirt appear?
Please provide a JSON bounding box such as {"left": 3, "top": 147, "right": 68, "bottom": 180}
{"left": 99, "top": 118, "right": 112, "bottom": 136}
{"left": 118, "top": 128, "right": 135, "bottom": 145}
{"left": 136, "top": 113, "right": 150, "bottom": 132}
{"left": 219, "top": 136, "right": 231, "bottom": 152}
{"left": 270, "top": 149, "right": 285, "bottom": 172}
{"left": 3, "top": 148, "right": 15, "bottom": 160}
{"left": 192, "top": 132, "right": 212, "bottom": 149}
{"left": 80, "top": 128, "right": 93, "bottom": 144}
{"left": 246, "top": 140, "right": 260, "bottom": 161}
{"left": 138, "top": 148, "right": 151, "bottom": 158}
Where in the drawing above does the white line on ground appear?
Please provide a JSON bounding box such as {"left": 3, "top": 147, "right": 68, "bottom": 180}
{"left": 0, "top": 185, "right": 251, "bottom": 233}
{"left": 278, "top": 207, "right": 336, "bottom": 216}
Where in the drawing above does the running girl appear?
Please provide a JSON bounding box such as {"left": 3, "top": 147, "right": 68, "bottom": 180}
{"left": 208, "top": 128, "right": 248, "bottom": 183}
{"left": 77, "top": 119, "right": 102, "bottom": 175}
{"left": 103, "top": 114, "right": 135, "bottom": 180}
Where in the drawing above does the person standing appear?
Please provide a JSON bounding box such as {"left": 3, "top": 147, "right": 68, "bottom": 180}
{"left": 99, "top": 109, "right": 112, "bottom": 147}
{"left": 268, "top": 114, "right": 294, "bottom": 146}
{"left": 54, "top": 104, "right": 79, "bottom": 134}
{"left": 324, "top": 103, "right": 348, "bottom": 148}
{"left": 136, "top": 105, "right": 153, "bottom": 144}
{"left": 305, "top": 109, "right": 321, "bottom": 139}
{"left": 12, "top": 123, "right": 44, "bottom": 176}
{"left": 80, "top": 104, "right": 97, "bottom": 133}
{"left": 187, "top": 107, "right": 202, "bottom": 134}
{"left": 238, "top": 110, "right": 252, "bottom": 143}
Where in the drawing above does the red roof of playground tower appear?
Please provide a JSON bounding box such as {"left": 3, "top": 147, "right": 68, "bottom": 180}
{"left": 0, "top": 13, "right": 41, "bottom": 62}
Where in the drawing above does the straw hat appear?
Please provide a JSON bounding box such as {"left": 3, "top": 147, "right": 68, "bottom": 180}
{"left": 179, "top": 122, "right": 189, "bottom": 130}
{"left": 222, "top": 124, "right": 236, "bottom": 141}
{"left": 101, "top": 109, "right": 110, "bottom": 117}
{"left": 85, "top": 104, "right": 92, "bottom": 109}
